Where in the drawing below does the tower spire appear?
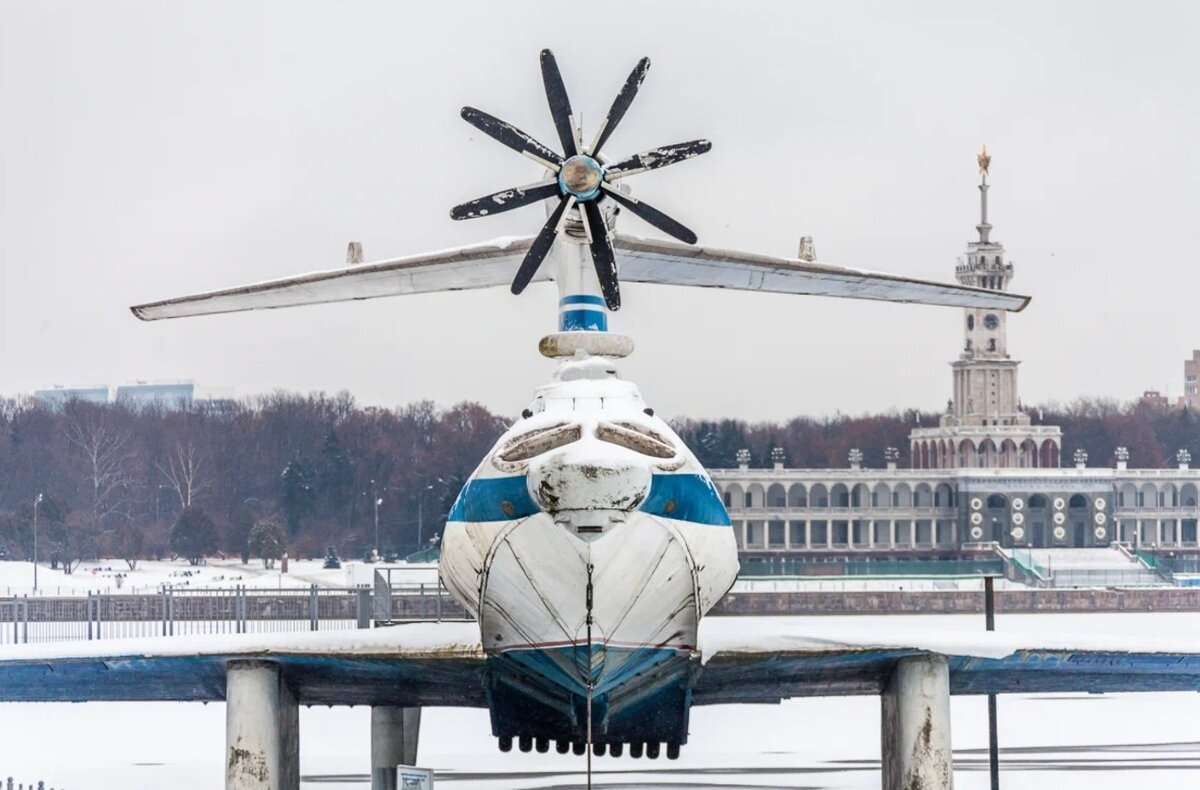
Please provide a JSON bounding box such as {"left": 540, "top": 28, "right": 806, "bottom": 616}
{"left": 976, "top": 144, "right": 992, "bottom": 243}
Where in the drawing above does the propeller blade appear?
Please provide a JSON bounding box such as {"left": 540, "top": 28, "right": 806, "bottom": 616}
{"left": 600, "top": 184, "right": 697, "bottom": 244}
{"left": 461, "top": 107, "right": 564, "bottom": 170}
{"left": 540, "top": 49, "right": 578, "bottom": 157}
{"left": 450, "top": 180, "right": 560, "bottom": 221}
{"left": 581, "top": 200, "right": 621, "bottom": 310}
{"left": 511, "top": 196, "right": 573, "bottom": 295}
{"left": 589, "top": 57, "right": 650, "bottom": 157}
{"left": 604, "top": 139, "right": 712, "bottom": 180}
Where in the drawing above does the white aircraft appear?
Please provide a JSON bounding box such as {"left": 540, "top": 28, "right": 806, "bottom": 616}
{"left": 126, "top": 49, "right": 1025, "bottom": 761}
{"left": 10, "top": 50, "right": 1200, "bottom": 790}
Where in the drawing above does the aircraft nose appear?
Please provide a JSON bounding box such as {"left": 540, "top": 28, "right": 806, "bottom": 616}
{"left": 527, "top": 443, "right": 652, "bottom": 514}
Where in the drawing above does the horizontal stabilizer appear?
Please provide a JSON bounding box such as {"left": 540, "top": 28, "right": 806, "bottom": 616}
{"left": 614, "top": 235, "right": 1030, "bottom": 311}
{"left": 130, "top": 236, "right": 537, "bottom": 321}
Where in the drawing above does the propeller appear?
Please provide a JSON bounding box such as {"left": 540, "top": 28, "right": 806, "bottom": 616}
{"left": 451, "top": 49, "right": 710, "bottom": 311}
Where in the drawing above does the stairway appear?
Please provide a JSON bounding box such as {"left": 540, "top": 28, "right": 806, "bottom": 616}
{"left": 1016, "top": 547, "right": 1164, "bottom": 587}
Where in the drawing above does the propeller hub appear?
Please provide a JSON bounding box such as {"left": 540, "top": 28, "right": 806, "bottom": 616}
{"left": 558, "top": 155, "right": 604, "bottom": 201}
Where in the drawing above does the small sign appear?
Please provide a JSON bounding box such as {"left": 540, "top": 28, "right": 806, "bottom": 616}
{"left": 398, "top": 766, "right": 434, "bottom": 788}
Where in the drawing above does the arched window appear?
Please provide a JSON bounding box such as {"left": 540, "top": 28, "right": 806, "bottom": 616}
{"left": 1068, "top": 494, "right": 1088, "bottom": 509}
{"left": 967, "top": 315, "right": 975, "bottom": 331}
{"left": 724, "top": 484, "right": 744, "bottom": 510}
{"left": 987, "top": 494, "right": 1008, "bottom": 509}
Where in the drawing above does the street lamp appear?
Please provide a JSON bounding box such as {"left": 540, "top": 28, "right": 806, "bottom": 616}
{"left": 155, "top": 484, "right": 171, "bottom": 523}
{"left": 33, "top": 493, "right": 43, "bottom": 593}
{"left": 417, "top": 479, "right": 446, "bottom": 550}
{"left": 364, "top": 480, "right": 387, "bottom": 560}
{"left": 374, "top": 496, "right": 383, "bottom": 557}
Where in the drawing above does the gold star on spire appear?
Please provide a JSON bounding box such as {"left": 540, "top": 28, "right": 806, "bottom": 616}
{"left": 977, "top": 144, "right": 991, "bottom": 178}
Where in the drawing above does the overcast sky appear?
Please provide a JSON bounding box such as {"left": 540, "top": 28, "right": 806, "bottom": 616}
{"left": 2, "top": 1, "right": 1198, "bottom": 421}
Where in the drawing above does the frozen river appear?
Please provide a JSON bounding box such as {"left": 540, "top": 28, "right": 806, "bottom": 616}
{"left": 3, "top": 612, "right": 1200, "bottom": 789}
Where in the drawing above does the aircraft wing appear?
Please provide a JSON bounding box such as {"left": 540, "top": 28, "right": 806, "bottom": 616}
{"left": 5, "top": 619, "right": 1200, "bottom": 706}
{"left": 130, "top": 237, "right": 537, "bottom": 321}
{"left": 0, "top": 623, "right": 486, "bottom": 706}
{"left": 692, "top": 620, "right": 1200, "bottom": 703}
{"left": 614, "top": 234, "right": 1030, "bottom": 311}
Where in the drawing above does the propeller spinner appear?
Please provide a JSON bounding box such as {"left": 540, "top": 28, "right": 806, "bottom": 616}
{"left": 451, "top": 49, "right": 711, "bottom": 311}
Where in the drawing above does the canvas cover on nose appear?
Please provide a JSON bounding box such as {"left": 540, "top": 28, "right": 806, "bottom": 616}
{"left": 527, "top": 443, "right": 652, "bottom": 513}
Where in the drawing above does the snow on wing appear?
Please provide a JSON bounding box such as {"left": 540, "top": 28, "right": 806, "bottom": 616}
{"left": 130, "top": 237, "right": 537, "bottom": 321}
{"left": 613, "top": 234, "right": 1030, "bottom": 311}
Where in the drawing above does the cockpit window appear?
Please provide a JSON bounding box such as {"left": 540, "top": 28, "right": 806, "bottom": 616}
{"left": 497, "top": 423, "right": 582, "bottom": 463}
{"left": 596, "top": 421, "right": 677, "bottom": 459}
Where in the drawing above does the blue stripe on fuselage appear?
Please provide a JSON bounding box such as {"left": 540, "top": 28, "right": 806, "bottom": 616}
{"left": 447, "top": 476, "right": 540, "bottom": 522}
{"left": 640, "top": 473, "right": 732, "bottom": 526}
{"left": 446, "top": 473, "right": 730, "bottom": 526}
{"left": 559, "top": 309, "right": 607, "bottom": 332}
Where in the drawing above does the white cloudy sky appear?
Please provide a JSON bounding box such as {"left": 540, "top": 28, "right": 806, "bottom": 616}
{"left": 1, "top": 1, "right": 1197, "bottom": 420}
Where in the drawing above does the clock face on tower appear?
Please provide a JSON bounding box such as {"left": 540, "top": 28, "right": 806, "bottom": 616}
{"left": 984, "top": 313, "right": 1000, "bottom": 330}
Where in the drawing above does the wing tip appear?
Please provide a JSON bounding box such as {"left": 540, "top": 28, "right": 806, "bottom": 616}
{"left": 130, "top": 305, "right": 153, "bottom": 322}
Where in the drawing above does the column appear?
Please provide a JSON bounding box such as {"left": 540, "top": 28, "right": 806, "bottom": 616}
{"left": 881, "top": 655, "right": 954, "bottom": 790}
{"left": 372, "top": 706, "right": 422, "bottom": 790}
{"left": 226, "top": 660, "right": 299, "bottom": 790}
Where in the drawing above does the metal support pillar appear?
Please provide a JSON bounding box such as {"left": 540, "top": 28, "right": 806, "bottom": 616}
{"left": 371, "top": 706, "right": 421, "bottom": 790}
{"left": 226, "top": 660, "right": 299, "bottom": 790}
{"left": 881, "top": 655, "right": 954, "bottom": 790}
{"left": 985, "top": 576, "right": 999, "bottom": 789}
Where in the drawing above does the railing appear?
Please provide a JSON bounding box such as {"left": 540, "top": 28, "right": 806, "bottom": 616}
{"left": 998, "top": 547, "right": 1049, "bottom": 586}
{"left": 1045, "top": 568, "right": 1167, "bottom": 587}
{"left": 738, "top": 557, "right": 1005, "bottom": 578}
{"left": 0, "top": 577, "right": 477, "bottom": 646}
{"left": 1132, "top": 547, "right": 1200, "bottom": 571}
{"left": 0, "top": 585, "right": 375, "bottom": 646}
{"left": 374, "top": 568, "right": 470, "bottom": 623}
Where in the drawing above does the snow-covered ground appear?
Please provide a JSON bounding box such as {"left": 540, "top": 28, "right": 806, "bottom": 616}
{"left": 0, "top": 558, "right": 440, "bottom": 596}
{"left": 2, "top": 612, "right": 1200, "bottom": 788}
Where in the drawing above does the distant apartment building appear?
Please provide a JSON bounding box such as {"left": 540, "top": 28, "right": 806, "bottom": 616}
{"left": 1182, "top": 351, "right": 1200, "bottom": 411}
{"left": 1140, "top": 390, "right": 1169, "bottom": 410}
{"left": 115, "top": 381, "right": 196, "bottom": 410}
{"left": 34, "top": 381, "right": 224, "bottom": 411}
{"left": 33, "top": 385, "right": 110, "bottom": 407}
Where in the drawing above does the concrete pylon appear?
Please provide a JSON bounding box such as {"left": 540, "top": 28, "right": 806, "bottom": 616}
{"left": 881, "top": 655, "right": 953, "bottom": 790}
{"left": 371, "top": 706, "right": 422, "bottom": 790}
{"left": 226, "top": 660, "right": 299, "bottom": 790}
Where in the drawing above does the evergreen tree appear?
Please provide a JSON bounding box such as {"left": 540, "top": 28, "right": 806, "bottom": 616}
{"left": 280, "top": 458, "right": 316, "bottom": 535}
{"left": 170, "top": 505, "right": 218, "bottom": 565}
{"left": 317, "top": 429, "right": 354, "bottom": 518}
{"left": 111, "top": 522, "right": 145, "bottom": 570}
{"left": 248, "top": 521, "right": 286, "bottom": 569}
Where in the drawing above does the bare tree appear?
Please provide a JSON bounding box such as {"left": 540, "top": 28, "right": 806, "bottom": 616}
{"left": 64, "top": 406, "right": 135, "bottom": 518}
{"left": 157, "top": 437, "right": 208, "bottom": 508}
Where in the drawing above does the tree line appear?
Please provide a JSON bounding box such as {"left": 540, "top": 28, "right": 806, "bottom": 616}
{"left": 0, "top": 393, "right": 1196, "bottom": 567}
